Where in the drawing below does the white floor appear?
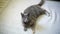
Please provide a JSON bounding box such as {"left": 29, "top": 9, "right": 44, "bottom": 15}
{"left": 0, "top": 0, "right": 60, "bottom": 34}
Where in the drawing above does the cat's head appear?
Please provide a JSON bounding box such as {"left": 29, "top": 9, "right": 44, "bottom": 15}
{"left": 21, "top": 13, "right": 31, "bottom": 25}
{"left": 21, "top": 13, "right": 31, "bottom": 31}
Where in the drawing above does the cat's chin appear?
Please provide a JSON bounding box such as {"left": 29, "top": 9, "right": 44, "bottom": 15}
{"left": 24, "top": 28, "right": 27, "bottom": 31}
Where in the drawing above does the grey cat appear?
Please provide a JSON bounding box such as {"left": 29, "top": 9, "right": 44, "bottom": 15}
{"left": 21, "top": 0, "right": 50, "bottom": 34}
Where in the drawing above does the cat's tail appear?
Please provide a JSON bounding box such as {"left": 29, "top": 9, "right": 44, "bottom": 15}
{"left": 38, "top": 0, "right": 45, "bottom": 6}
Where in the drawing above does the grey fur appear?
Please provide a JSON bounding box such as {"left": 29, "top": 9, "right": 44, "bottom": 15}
{"left": 21, "top": 0, "right": 50, "bottom": 34}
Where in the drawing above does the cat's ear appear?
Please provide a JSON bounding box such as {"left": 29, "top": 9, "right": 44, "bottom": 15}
{"left": 21, "top": 13, "right": 24, "bottom": 17}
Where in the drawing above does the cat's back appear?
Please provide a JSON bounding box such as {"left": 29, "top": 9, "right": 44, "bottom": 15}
{"left": 24, "top": 5, "right": 45, "bottom": 18}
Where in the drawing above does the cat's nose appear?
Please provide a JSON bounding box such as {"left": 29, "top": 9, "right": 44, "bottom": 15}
{"left": 24, "top": 18, "right": 28, "bottom": 22}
